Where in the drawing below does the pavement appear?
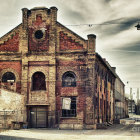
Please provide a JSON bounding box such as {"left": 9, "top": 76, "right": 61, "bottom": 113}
{"left": 0, "top": 122, "right": 140, "bottom": 140}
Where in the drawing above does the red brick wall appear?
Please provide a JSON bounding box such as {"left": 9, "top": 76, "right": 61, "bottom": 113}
{"left": 58, "top": 60, "right": 85, "bottom": 66}
{"left": 95, "top": 59, "right": 116, "bottom": 123}
{"left": 0, "top": 61, "right": 22, "bottom": 93}
{"left": 56, "top": 60, "right": 86, "bottom": 121}
{"left": 0, "top": 33, "right": 19, "bottom": 52}
{"left": 0, "top": 61, "right": 21, "bottom": 77}
{"left": 59, "top": 31, "right": 83, "bottom": 51}
{"left": 28, "top": 26, "right": 50, "bottom": 51}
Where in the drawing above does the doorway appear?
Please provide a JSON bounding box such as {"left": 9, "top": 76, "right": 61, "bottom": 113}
{"left": 29, "top": 106, "right": 48, "bottom": 128}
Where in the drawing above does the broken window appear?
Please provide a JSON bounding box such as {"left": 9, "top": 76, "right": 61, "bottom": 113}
{"left": 62, "top": 71, "right": 76, "bottom": 87}
{"left": 2, "top": 72, "right": 16, "bottom": 83}
{"left": 62, "top": 97, "right": 76, "bottom": 117}
{"left": 32, "top": 72, "right": 46, "bottom": 91}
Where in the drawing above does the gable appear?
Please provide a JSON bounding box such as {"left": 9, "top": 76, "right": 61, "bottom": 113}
{"left": 57, "top": 22, "right": 87, "bottom": 51}
{"left": 0, "top": 24, "right": 22, "bottom": 52}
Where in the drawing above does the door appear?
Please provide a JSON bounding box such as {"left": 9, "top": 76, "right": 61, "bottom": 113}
{"left": 30, "top": 106, "right": 48, "bottom": 128}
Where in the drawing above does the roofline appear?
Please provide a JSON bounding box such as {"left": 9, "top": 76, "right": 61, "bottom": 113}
{"left": 57, "top": 22, "right": 86, "bottom": 42}
{"left": 114, "top": 72, "right": 125, "bottom": 86}
{"left": 0, "top": 23, "right": 22, "bottom": 40}
{"left": 96, "top": 53, "right": 117, "bottom": 78}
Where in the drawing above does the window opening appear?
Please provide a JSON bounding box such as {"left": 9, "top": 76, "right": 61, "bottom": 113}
{"left": 2, "top": 72, "right": 16, "bottom": 83}
{"left": 32, "top": 72, "right": 46, "bottom": 91}
{"left": 62, "top": 97, "right": 76, "bottom": 117}
{"left": 62, "top": 72, "right": 76, "bottom": 87}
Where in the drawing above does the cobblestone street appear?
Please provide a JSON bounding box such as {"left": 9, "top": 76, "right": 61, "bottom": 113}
{"left": 0, "top": 123, "right": 140, "bottom": 140}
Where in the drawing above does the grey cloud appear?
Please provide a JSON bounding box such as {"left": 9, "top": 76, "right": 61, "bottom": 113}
{"left": 59, "top": 0, "right": 91, "bottom": 24}
{"left": 117, "top": 41, "right": 140, "bottom": 52}
{"left": 95, "top": 17, "right": 139, "bottom": 37}
{"left": 104, "top": 0, "right": 112, "bottom": 2}
{"left": 83, "top": 16, "right": 140, "bottom": 38}
{"left": 64, "top": 10, "right": 86, "bottom": 23}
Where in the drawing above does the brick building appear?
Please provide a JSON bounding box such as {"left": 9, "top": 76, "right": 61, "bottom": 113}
{"left": 0, "top": 6, "right": 117, "bottom": 129}
{"left": 113, "top": 68, "right": 126, "bottom": 121}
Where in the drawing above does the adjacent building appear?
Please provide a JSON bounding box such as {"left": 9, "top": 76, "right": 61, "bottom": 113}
{"left": 0, "top": 6, "right": 126, "bottom": 129}
{"left": 128, "top": 100, "right": 136, "bottom": 114}
{"left": 113, "top": 70, "right": 125, "bottom": 121}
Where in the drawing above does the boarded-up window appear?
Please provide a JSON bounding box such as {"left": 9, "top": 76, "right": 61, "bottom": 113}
{"left": 62, "top": 97, "right": 76, "bottom": 117}
{"left": 32, "top": 72, "right": 46, "bottom": 91}
{"left": 62, "top": 98, "right": 71, "bottom": 110}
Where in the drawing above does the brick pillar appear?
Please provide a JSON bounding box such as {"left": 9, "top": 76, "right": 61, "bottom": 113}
{"left": 47, "top": 7, "right": 58, "bottom": 127}
{"left": 20, "top": 8, "right": 29, "bottom": 123}
{"left": 85, "top": 56, "right": 96, "bottom": 128}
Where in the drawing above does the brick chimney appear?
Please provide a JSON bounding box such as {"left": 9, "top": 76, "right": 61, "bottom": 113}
{"left": 22, "top": 8, "right": 28, "bottom": 29}
{"left": 87, "top": 34, "right": 96, "bottom": 52}
{"left": 50, "top": 7, "right": 58, "bottom": 25}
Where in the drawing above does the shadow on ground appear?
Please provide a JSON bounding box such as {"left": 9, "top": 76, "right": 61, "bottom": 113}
{"left": 0, "top": 135, "right": 41, "bottom": 140}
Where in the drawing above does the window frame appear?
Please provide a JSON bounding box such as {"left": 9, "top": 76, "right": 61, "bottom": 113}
{"left": 62, "top": 71, "right": 76, "bottom": 87}
{"left": 2, "top": 72, "right": 16, "bottom": 83}
{"left": 61, "top": 96, "right": 77, "bottom": 118}
{"left": 32, "top": 72, "right": 46, "bottom": 91}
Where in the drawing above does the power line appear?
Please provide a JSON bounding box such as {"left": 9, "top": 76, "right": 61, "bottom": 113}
{"left": 64, "top": 22, "right": 128, "bottom": 27}
{"left": 102, "top": 50, "right": 140, "bottom": 53}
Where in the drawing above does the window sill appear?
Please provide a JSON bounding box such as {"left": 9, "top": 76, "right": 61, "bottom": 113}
{"left": 31, "top": 90, "right": 46, "bottom": 92}
{"left": 60, "top": 117, "right": 77, "bottom": 119}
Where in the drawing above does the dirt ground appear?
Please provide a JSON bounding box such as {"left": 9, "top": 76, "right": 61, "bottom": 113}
{"left": 0, "top": 123, "right": 140, "bottom": 140}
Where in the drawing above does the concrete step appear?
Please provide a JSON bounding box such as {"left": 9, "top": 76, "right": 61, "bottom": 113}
{"left": 96, "top": 123, "right": 108, "bottom": 129}
{"left": 107, "top": 122, "right": 113, "bottom": 126}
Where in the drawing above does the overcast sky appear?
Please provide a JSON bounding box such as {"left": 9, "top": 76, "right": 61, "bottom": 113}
{"left": 0, "top": 0, "right": 140, "bottom": 98}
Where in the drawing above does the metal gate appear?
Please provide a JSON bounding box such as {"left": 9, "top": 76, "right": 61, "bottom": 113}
{"left": 29, "top": 107, "right": 48, "bottom": 128}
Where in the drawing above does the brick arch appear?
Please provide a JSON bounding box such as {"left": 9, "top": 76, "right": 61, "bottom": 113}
{"left": 28, "top": 68, "right": 49, "bottom": 82}
{"left": 32, "top": 71, "right": 46, "bottom": 91}
{"left": 57, "top": 68, "right": 80, "bottom": 82}
{"left": 62, "top": 71, "right": 77, "bottom": 87}
{"left": 0, "top": 68, "right": 19, "bottom": 82}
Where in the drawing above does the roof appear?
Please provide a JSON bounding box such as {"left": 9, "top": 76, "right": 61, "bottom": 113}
{"left": 57, "top": 22, "right": 86, "bottom": 42}
{"left": 95, "top": 53, "right": 117, "bottom": 78}
{"left": 0, "top": 23, "right": 22, "bottom": 42}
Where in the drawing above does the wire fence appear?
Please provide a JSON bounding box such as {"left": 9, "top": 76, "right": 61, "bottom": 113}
{"left": 0, "top": 110, "right": 60, "bottom": 130}
{"left": 0, "top": 110, "right": 26, "bottom": 130}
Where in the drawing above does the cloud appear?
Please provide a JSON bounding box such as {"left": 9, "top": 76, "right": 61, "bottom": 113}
{"left": 98, "top": 17, "right": 139, "bottom": 37}
{"left": 118, "top": 41, "right": 140, "bottom": 52}
{"left": 0, "top": 0, "right": 140, "bottom": 89}
{"left": 62, "top": 10, "right": 86, "bottom": 24}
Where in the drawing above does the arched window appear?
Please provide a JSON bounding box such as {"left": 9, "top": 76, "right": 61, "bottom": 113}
{"left": 32, "top": 72, "right": 46, "bottom": 91}
{"left": 62, "top": 71, "right": 76, "bottom": 87}
{"left": 2, "top": 72, "right": 16, "bottom": 83}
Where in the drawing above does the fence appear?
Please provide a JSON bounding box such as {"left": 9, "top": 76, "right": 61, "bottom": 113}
{"left": 0, "top": 110, "right": 26, "bottom": 129}
{"left": 0, "top": 110, "right": 61, "bottom": 129}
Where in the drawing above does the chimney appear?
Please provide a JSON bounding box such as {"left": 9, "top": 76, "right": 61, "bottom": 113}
{"left": 87, "top": 34, "right": 96, "bottom": 52}
{"left": 22, "top": 8, "right": 28, "bottom": 29}
{"left": 112, "top": 67, "right": 116, "bottom": 72}
{"left": 50, "top": 7, "right": 58, "bottom": 24}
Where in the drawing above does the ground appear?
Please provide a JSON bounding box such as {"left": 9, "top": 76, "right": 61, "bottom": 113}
{"left": 0, "top": 122, "right": 140, "bottom": 140}
{"left": 0, "top": 115, "right": 140, "bottom": 140}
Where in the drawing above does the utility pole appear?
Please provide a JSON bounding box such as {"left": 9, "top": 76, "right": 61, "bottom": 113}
{"left": 137, "top": 88, "right": 140, "bottom": 115}
{"left": 130, "top": 88, "right": 132, "bottom": 113}
{"left": 130, "top": 88, "right": 132, "bottom": 100}
{"left": 137, "top": 88, "right": 139, "bottom": 104}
